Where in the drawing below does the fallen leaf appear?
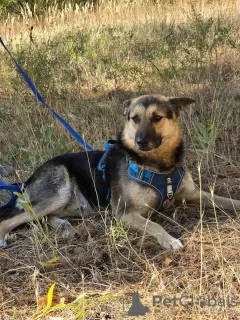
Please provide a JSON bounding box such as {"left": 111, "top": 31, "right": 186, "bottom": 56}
{"left": 35, "top": 257, "right": 60, "bottom": 267}
{"left": 37, "top": 295, "right": 65, "bottom": 312}
{"left": 0, "top": 251, "right": 9, "bottom": 258}
{"left": 163, "top": 257, "right": 173, "bottom": 266}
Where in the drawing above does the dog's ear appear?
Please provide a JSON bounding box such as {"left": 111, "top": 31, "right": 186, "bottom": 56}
{"left": 169, "top": 97, "right": 195, "bottom": 116}
{"left": 123, "top": 99, "right": 132, "bottom": 116}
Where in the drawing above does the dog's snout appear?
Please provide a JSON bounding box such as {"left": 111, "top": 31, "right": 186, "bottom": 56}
{"left": 136, "top": 137, "right": 149, "bottom": 148}
{"left": 135, "top": 135, "right": 152, "bottom": 150}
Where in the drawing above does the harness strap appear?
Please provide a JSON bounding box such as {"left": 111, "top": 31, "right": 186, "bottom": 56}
{"left": 127, "top": 159, "right": 185, "bottom": 210}
{"left": 97, "top": 141, "right": 185, "bottom": 210}
{"left": 97, "top": 140, "right": 120, "bottom": 201}
{"left": 97, "top": 152, "right": 110, "bottom": 201}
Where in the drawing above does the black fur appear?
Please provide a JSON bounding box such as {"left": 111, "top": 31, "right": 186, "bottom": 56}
{"left": 166, "top": 108, "right": 173, "bottom": 119}
{"left": 0, "top": 201, "right": 22, "bottom": 222}
{"left": 131, "top": 97, "right": 173, "bottom": 119}
{"left": 135, "top": 96, "right": 163, "bottom": 108}
{"left": 173, "top": 140, "right": 184, "bottom": 165}
{"left": 24, "top": 152, "right": 109, "bottom": 210}
{"left": 48, "top": 151, "right": 109, "bottom": 208}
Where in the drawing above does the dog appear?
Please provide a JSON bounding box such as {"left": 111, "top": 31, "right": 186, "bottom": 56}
{"left": 0, "top": 94, "right": 240, "bottom": 249}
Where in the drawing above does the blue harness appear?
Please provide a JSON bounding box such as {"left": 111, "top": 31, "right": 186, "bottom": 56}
{"left": 98, "top": 141, "right": 185, "bottom": 210}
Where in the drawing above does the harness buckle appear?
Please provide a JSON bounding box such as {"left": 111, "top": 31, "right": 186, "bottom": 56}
{"left": 138, "top": 169, "right": 144, "bottom": 180}
{"left": 167, "top": 190, "right": 174, "bottom": 199}
{"left": 167, "top": 178, "right": 174, "bottom": 199}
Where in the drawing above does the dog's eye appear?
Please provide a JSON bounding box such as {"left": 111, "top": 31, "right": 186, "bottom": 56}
{"left": 152, "top": 115, "right": 162, "bottom": 123}
{"left": 131, "top": 115, "right": 140, "bottom": 124}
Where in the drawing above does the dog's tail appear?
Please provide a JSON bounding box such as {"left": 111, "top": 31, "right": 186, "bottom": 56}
{"left": 0, "top": 200, "right": 22, "bottom": 222}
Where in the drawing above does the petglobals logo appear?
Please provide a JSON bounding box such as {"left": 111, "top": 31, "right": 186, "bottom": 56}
{"left": 121, "top": 292, "right": 240, "bottom": 317}
{"left": 153, "top": 295, "right": 240, "bottom": 308}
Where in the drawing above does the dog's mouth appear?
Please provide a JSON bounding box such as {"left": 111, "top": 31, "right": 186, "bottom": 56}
{"left": 135, "top": 144, "right": 154, "bottom": 151}
{"left": 135, "top": 141, "right": 162, "bottom": 152}
{"left": 135, "top": 136, "right": 162, "bottom": 152}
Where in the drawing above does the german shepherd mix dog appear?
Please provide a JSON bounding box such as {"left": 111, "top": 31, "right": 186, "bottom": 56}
{"left": 1, "top": 95, "right": 240, "bottom": 249}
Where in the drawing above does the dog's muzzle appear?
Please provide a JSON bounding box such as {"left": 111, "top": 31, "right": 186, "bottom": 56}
{"left": 135, "top": 138, "right": 154, "bottom": 151}
{"left": 135, "top": 135, "right": 162, "bottom": 151}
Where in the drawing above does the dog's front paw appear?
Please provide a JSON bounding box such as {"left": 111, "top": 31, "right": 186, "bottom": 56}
{"left": 169, "top": 238, "right": 183, "bottom": 250}
{"left": 159, "top": 236, "right": 183, "bottom": 251}
{"left": 0, "top": 239, "right": 7, "bottom": 248}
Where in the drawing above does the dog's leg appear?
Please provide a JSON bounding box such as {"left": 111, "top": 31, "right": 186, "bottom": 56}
{"left": 0, "top": 209, "right": 70, "bottom": 248}
{"left": 0, "top": 188, "right": 72, "bottom": 248}
{"left": 0, "top": 204, "right": 71, "bottom": 248}
{"left": 47, "top": 215, "right": 71, "bottom": 236}
{"left": 0, "top": 211, "right": 33, "bottom": 247}
{"left": 177, "top": 179, "right": 240, "bottom": 212}
{"left": 120, "top": 212, "right": 183, "bottom": 250}
{"left": 199, "top": 191, "right": 240, "bottom": 212}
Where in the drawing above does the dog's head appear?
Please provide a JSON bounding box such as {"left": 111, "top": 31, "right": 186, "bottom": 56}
{"left": 122, "top": 94, "right": 195, "bottom": 152}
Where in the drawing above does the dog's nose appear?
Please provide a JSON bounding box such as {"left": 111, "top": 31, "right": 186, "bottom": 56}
{"left": 136, "top": 138, "right": 149, "bottom": 148}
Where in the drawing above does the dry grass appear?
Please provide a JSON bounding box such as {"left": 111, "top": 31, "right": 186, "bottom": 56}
{"left": 0, "top": 0, "right": 240, "bottom": 319}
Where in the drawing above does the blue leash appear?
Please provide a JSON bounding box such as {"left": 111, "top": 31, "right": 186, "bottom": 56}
{"left": 0, "top": 181, "right": 25, "bottom": 209}
{"left": 0, "top": 38, "right": 94, "bottom": 152}
{"left": 0, "top": 37, "right": 94, "bottom": 208}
